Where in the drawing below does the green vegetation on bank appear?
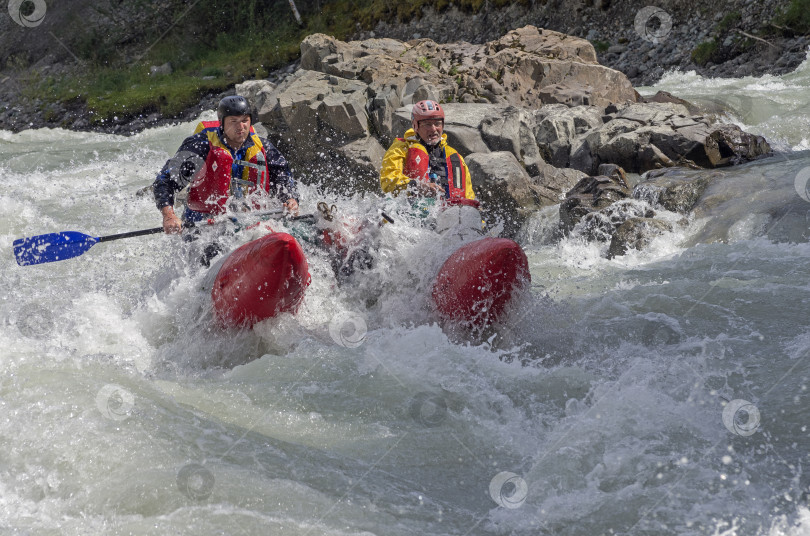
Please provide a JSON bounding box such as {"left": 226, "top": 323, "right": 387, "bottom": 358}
{"left": 691, "top": 40, "right": 719, "bottom": 66}
{"left": 689, "top": 10, "right": 745, "bottom": 67}
{"left": 590, "top": 40, "right": 610, "bottom": 54}
{"left": 29, "top": 1, "right": 336, "bottom": 123}
{"left": 13, "top": 0, "right": 530, "bottom": 124}
{"left": 715, "top": 12, "right": 741, "bottom": 34}
{"left": 772, "top": 0, "right": 810, "bottom": 35}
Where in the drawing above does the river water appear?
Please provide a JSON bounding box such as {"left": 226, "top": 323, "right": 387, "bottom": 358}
{"left": 2, "top": 54, "right": 810, "bottom": 535}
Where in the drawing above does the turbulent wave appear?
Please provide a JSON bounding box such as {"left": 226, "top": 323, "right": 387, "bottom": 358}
{"left": 2, "top": 78, "right": 810, "bottom": 534}
{"left": 638, "top": 46, "right": 810, "bottom": 151}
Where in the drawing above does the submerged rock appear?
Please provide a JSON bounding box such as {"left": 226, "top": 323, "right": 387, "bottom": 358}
{"left": 466, "top": 151, "right": 536, "bottom": 237}
{"left": 577, "top": 200, "right": 656, "bottom": 244}
{"left": 607, "top": 217, "right": 674, "bottom": 258}
{"left": 634, "top": 168, "right": 717, "bottom": 214}
{"left": 559, "top": 164, "right": 631, "bottom": 234}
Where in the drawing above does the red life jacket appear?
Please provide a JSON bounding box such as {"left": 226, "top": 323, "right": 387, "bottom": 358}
{"left": 186, "top": 121, "right": 270, "bottom": 214}
{"left": 402, "top": 143, "right": 468, "bottom": 200}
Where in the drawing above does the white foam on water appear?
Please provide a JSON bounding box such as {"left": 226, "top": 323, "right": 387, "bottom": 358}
{"left": 639, "top": 49, "right": 810, "bottom": 149}
{"left": 2, "top": 99, "right": 810, "bottom": 534}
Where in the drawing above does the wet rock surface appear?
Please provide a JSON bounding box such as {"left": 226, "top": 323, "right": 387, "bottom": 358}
{"left": 607, "top": 217, "right": 675, "bottom": 258}
{"left": 228, "top": 29, "right": 769, "bottom": 208}
{"left": 0, "top": 18, "right": 781, "bottom": 251}
{"left": 359, "top": 0, "right": 808, "bottom": 87}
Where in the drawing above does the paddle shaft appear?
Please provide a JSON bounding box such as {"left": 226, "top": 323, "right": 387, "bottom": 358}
{"left": 99, "top": 209, "right": 307, "bottom": 241}
{"left": 98, "top": 227, "right": 164, "bottom": 242}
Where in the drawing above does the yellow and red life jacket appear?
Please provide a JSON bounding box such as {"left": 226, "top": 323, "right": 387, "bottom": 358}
{"left": 186, "top": 121, "right": 270, "bottom": 214}
{"left": 402, "top": 142, "right": 469, "bottom": 200}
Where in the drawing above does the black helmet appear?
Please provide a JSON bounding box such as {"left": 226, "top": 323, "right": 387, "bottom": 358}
{"left": 217, "top": 95, "right": 254, "bottom": 124}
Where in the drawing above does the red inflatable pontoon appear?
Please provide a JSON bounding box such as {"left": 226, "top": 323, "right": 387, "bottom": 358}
{"left": 431, "top": 237, "right": 530, "bottom": 330}
{"left": 211, "top": 232, "right": 310, "bottom": 328}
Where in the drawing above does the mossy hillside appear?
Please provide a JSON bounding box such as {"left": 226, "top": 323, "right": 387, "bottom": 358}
{"left": 41, "top": 1, "right": 321, "bottom": 123}
{"left": 24, "top": 0, "right": 528, "bottom": 124}
{"left": 689, "top": 10, "right": 745, "bottom": 67}
{"left": 691, "top": 39, "right": 719, "bottom": 66}
{"left": 772, "top": 0, "right": 810, "bottom": 35}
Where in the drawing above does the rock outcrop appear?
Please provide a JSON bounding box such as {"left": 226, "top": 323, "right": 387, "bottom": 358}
{"left": 633, "top": 168, "right": 715, "bottom": 214}
{"left": 559, "top": 164, "right": 632, "bottom": 234}
{"left": 567, "top": 102, "right": 771, "bottom": 175}
{"left": 234, "top": 25, "right": 770, "bottom": 237}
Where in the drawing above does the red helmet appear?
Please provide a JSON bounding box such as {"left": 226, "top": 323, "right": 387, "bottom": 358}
{"left": 411, "top": 100, "right": 444, "bottom": 124}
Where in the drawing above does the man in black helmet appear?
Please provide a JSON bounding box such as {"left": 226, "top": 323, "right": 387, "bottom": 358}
{"left": 153, "top": 95, "right": 299, "bottom": 235}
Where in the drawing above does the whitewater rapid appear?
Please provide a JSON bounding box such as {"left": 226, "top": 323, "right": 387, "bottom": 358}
{"left": 2, "top": 55, "right": 810, "bottom": 535}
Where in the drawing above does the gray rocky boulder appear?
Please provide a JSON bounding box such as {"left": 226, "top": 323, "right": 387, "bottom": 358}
{"left": 534, "top": 104, "right": 604, "bottom": 168}
{"left": 569, "top": 103, "right": 771, "bottom": 175}
{"left": 559, "top": 164, "right": 632, "bottom": 234}
{"left": 466, "top": 151, "right": 585, "bottom": 237}
{"left": 470, "top": 26, "right": 638, "bottom": 109}
{"left": 607, "top": 217, "right": 674, "bottom": 259}
{"left": 236, "top": 79, "right": 278, "bottom": 119}
{"left": 641, "top": 90, "right": 701, "bottom": 115}
{"left": 480, "top": 106, "right": 545, "bottom": 176}
{"left": 633, "top": 168, "right": 717, "bottom": 214}
{"left": 237, "top": 71, "right": 380, "bottom": 192}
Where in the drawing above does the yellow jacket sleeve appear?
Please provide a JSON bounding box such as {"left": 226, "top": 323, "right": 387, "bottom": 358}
{"left": 460, "top": 154, "right": 475, "bottom": 200}
{"left": 380, "top": 138, "right": 411, "bottom": 195}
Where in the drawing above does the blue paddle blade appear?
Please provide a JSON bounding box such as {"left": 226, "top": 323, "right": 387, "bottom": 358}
{"left": 13, "top": 231, "right": 99, "bottom": 266}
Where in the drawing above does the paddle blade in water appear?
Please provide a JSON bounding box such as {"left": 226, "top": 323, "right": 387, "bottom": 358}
{"left": 13, "top": 231, "right": 99, "bottom": 266}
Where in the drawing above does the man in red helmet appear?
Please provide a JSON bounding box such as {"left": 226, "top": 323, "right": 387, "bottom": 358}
{"left": 380, "top": 100, "right": 476, "bottom": 201}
